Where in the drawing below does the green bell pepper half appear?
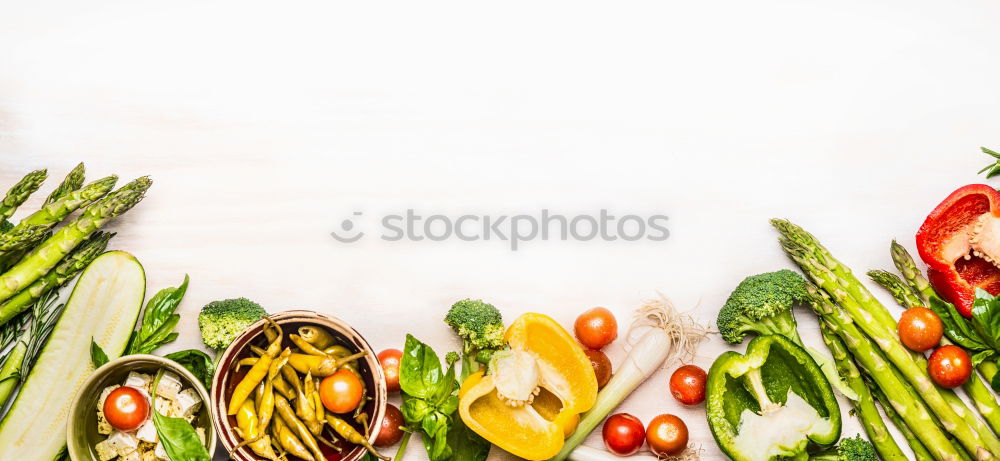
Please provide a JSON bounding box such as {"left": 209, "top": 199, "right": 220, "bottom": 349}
{"left": 706, "top": 335, "right": 841, "bottom": 461}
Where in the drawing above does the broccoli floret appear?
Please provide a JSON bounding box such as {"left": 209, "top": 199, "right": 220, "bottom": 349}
{"left": 811, "top": 435, "right": 877, "bottom": 461}
{"left": 444, "top": 299, "right": 505, "bottom": 379}
{"left": 717, "top": 269, "right": 809, "bottom": 344}
{"left": 445, "top": 351, "right": 460, "bottom": 365}
{"left": 198, "top": 297, "right": 267, "bottom": 350}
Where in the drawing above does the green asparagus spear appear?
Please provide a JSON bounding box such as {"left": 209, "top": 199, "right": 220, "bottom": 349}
{"left": 0, "top": 232, "right": 112, "bottom": 326}
{"left": 0, "top": 170, "right": 46, "bottom": 221}
{"left": 0, "top": 175, "right": 117, "bottom": 260}
{"left": 804, "top": 284, "right": 960, "bottom": 461}
{"left": 818, "top": 321, "right": 906, "bottom": 460}
{"left": 0, "top": 177, "right": 149, "bottom": 310}
{"left": 774, "top": 219, "right": 999, "bottom": 459}
{"left": 44, "top": 162, "right": 85, "bottom": 204}
{"left": 869, "top": 381, "right": 935, "bottom": 461}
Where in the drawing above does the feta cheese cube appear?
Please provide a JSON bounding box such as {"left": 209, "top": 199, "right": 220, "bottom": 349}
{"left": 94, "top": 440, "right": 117, "bottom": 461}
{"left": 155, "top": 372, "right": 182, "bottom": 400}
{"left": 136, "top": 419, "right": 158, "bottom": 443}
{"left": 141, "top": 449, "right": 158, "bottom": 461}
{"left": 106, "top": 431, "right": 139, "bottom": 456}
{"left": 174, "top": 388, "right": 202, "bottom": 418}
{"left": 97, "top": 412, "right": 114, "bottom": 435}
{"left": 154, "top": 441, "right": 170, "bottom": 460}
{"left": 196, "top": 427, "right": 205, "bottom": 444}
{"left": 154, "top": 396, "right": 173, "bottom": 417}
{"left": 124, "top": 372, "right": 152, "bottom": 392}
{"left": 121, "top": 449, "right": 141, "bottom": 461}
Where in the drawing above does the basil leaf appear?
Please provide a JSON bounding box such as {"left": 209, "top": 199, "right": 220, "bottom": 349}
{"left": 972, "top": 289, "right": 1000, "bottom": 350}
{"left": 973, "top": 350, "right": 996, "bottom": 367}
{"left": 164, "top": 349, "right": 215, "bottom": 390}
{"left": 447, "top": 416, "right": 491, "bottom": 461}
{"left": 400, "top": 334, "right": 444, "bottom": 399}
{"left": 150, "top": 370, "right": 211, "bottom": 461}
{"left": 424, "top": 414, "right": 453, "bottom": 461}
{"left": 125, "top": 276, "right": 188, "bottom": 355}
{"left": 90, "top": 338, "right": 109, "bottom": 368}
{"left": 401, "top": 395, "right": 433, "bottom": 424}
{"left": 931, "top": 295, "right": 989, "bottom": 350}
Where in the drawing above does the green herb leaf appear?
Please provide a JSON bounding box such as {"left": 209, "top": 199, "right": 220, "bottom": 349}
{"left": 972, "top": 350, "right": 996, "bottom": 367}
{"left": 399, "top": 335, "right": 462, "bottom": 461}
{"left": 90, "top": 338, "right": 109, "bottom": 368}
{"left": 972, "top": 289, "right": 1000, "bottom": 350}
{"left": 400, "top": 334, "right": 446, "bottom": 399}
{"left": 125, "top": 275, "right": 188, "bottom": 355}
{"left": 931, "top": 295, "right": 989, "bottom": 350}
{"left": 447, "top": 416, "right": 491, "bottom": 461}
{"left": 164, "top": 349, "right": 214, "bottom": 390}
{"left": 150, "top": 369, "right": 211, "bottom": 461}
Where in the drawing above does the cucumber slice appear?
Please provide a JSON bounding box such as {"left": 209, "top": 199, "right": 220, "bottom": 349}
{"left": 0, "top": 250, "right": 145, "bottom": 459}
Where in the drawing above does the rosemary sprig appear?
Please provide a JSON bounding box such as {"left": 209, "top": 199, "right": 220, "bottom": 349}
{"left": 0, "top": 312, "right": 29, "bottom": 357}
{"left": 978, "top": 147, "right": 1000, "bottom": 178}
{"left": 18, "top": 291, "right": 64, "bottom": 379}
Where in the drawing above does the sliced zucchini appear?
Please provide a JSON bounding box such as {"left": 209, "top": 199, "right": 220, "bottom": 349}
{"left": 0, "top": 250, "right": 145, "bottom": 459}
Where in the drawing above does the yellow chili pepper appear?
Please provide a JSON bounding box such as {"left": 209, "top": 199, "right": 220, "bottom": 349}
{"left": 288, "top": 351, "right": 367, "bottom": 377}
{"left": 228, "top": 353, "right": 273, "bottom": 415}
{"left": 298, "top": 325, "right": 335, "bottom": 349}
{"left": 269, "top": 347, "right": 291, "bottom": 380}
{"left": 275, "top": 393, "right": 325, "bottom": 461}
{"left": 295, "top": 377, "right": 324, "bottom": 436}
{"left": 273, "top": 375, "right": 296, "bottom": 400}
{"left": 326, "top": 414, "right": 390, "bottom": 461}
{"left": 229, "top": 319, "right": 284, "bottom": 415}
{"left": 290, "top": 333, "right": 329, "bottom": 356}
{"left": 236, "top": 357, "right": 259, "bottom": 372}
{"left": 273, "top": 414, "right": 314, "bottom": 461}
{"left": 259, "top": 378, "right": 275, "bottom": 429}
{"left": 281, "top": 361, "right": 303, "bottom": 394}
{"left": 233, "top": 399, "right": 280, "bottom": 460}
{"left": 323, "top": 345, "right": 352, "bottom": 357}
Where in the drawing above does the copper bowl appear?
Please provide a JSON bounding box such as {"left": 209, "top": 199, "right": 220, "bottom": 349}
{"left": 211, "top": 310, "right": 387, "bottom": 461}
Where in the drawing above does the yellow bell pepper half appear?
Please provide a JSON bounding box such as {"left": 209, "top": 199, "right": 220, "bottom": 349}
{"left": 458, "top": 313, "right": 598, "bottom": 460}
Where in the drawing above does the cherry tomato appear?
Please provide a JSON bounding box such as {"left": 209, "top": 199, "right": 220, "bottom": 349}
{"left": 374, "top": 403, "right": 405, "bottom": 447}
{"left": 898, "top": 307, "right": 943, "bottom": 352}
{"left": 669, "top": 364, "right": 707, "bottom": 405}
{"left": 585, "top": 349, "right": 613, "bottom": 390}
{"left": 602, "top": 413, "right": 645, "bottom": 456}
{"left": 378, "top": 348, "right": 403, "bottom": 393}
{"left": 646, "top": 414, "right": 689, "bottom": 456}
{"left": 103, "top": 386, "right": 150, "bottom": 431}
{"left": 928, "top": 345, "right": 973, "bottom": 388}
{"left": 575, "top": 307, "right": 618, "bottom": 350}
{"left": 320, "top": 369, "right": 365, "bottom": 413}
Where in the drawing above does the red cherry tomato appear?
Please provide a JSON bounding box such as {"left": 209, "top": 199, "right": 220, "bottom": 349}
{"left": 575, "top": 307, "right": 618, "bottom": 350}
{"left": 584, "top": 349, "right": 612, "bottom": 390}
{"left": 602, "top": 413, "right": 645, "bottom": 456}
{"left": 646, "top": 414, "right": 689, "bottom": 456}
{"left": 378, "top": 348, "right": 403, "bottom": 393}
{"left": 374, "top": 403, "right": 405, "bottom": 447}
{"left": 320, "top": 369, "right": 365, "bottom": 413}
{"left": 103, "top": 386, "right": 150, "bottom": 431}
{"left": 898, "top": 307, "right": 943, "bottom": 352}
{"left": 670, "top": 364, "right": 707, "bottom": 405}
{"left": 928, "top": 345, "right": 973, "bottom": 388}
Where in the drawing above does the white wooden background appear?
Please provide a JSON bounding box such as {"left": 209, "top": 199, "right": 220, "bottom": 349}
{"left": 2, "top": 2, "right": 1000, "bottom": 460}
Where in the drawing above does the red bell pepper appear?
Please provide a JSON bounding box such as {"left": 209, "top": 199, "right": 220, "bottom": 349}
{"left": 917, "top": 184, "right": 1000, "bottom": 317}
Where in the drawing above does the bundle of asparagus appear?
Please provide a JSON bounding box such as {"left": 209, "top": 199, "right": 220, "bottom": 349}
{"left": 773, "top": 219, "right": 1000, "bottom": 461}
{"left": 0, "top": 164, "right": 151, "bottom": 327}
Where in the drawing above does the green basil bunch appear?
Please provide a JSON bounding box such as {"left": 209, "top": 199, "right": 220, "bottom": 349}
{"left": 399, "top": 334, "right": 460, "bottom": 461}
